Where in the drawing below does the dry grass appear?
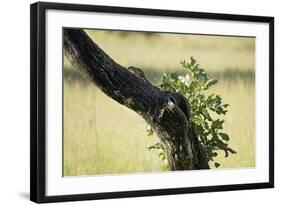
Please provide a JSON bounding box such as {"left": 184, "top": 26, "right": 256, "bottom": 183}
{"left": 63, "top": 29, "right": 255, "bottom": 176}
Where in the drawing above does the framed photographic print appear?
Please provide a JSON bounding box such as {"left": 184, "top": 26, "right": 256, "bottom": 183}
{"left": 30, "top": 1, "right": 274, "bottom": 203}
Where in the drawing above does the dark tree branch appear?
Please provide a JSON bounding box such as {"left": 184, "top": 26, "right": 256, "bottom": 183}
{"left": 64, "top": 28, "right": 209, "bottom": 170}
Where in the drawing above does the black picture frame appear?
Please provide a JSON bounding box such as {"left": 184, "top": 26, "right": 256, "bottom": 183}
{"left": 30, "top": 1, "right": 274, "bottom": 203}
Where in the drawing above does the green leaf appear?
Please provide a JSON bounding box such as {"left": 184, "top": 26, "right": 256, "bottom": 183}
{"left": 214, "top": 162, "right": 220, "bottom": 168}
{"left": 170, "top": 73, "right": 178, "bottom": 80}
{"left": 201, "top": 108, "right": 212, "bottom": 121}
{"left": 194, "top": 124, "right": 204, "bottom": 136}
{"left": 219, "top": 133, "right": 230, "bottom": 141}
{"left": 212, "top": 152, "right": 218, "bottom": 157}
{"left": 190, "top": 56, "right": 196, "bottom": 66}
{"left": 159, "top": 152, "right": 167, "bottom": 161}
{"left": 146, "top": 127, "right": 154, "bottom": 136}
{"left": 147, "top": 142, "right": 164, "bottom": 151}
{"left": 215, "top": 95, "right": 222, "bottom": 107}
{"left": 222, "top": 104, "right": 230, "bottom": 108}
{"left": 215, "top": 106, "right": 225, "bottom": 115}
{"left": 212, "top": 119, "right": 224, "bottom": 130}
{"left": 204, "top": 79, "right": 218, "bottom": 90}
{"left": 206, "top": 94, "right": 216, "bottom": 106}
{"left": 161, "top": 164, "right": 169, "bottom": 171}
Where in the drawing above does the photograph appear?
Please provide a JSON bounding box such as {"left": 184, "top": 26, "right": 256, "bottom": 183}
{"left": 30, "top": 2, "right": 274, "bottom": 202}
{"left": 63, "top": 28, "right": 256, "bottom": 176}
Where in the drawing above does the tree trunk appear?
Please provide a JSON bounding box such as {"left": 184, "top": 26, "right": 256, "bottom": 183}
{"left": 63, "top": 28, "right": 210, "bottom": 170}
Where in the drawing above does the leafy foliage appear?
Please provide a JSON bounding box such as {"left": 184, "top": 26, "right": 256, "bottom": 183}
{"left": 146, "top": 57, "right": 235, "bottom": 169}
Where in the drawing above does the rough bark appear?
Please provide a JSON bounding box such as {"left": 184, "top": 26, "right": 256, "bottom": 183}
{"left": 64, "top": 28, "right": 210, "bottom": 170}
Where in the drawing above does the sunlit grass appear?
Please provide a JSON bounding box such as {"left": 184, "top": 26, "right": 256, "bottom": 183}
{"left": 64, "top": 82, "right": 163, "bottom": 176}
{"left": 63, "top": 80, "right": 255, "bottom": 175}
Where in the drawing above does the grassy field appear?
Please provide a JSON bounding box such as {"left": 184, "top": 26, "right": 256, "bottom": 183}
{"left": 63, "top": 29, "right": 255, "bottom": 176}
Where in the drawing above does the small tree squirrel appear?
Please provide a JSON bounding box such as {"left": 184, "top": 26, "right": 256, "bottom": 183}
{"left": 127, "top": 66, "right": 146, "bottom": 81}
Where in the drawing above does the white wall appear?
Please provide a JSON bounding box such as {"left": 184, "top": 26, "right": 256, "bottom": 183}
{"left": 0, "top": 0, "right": 279, "bottom": 204}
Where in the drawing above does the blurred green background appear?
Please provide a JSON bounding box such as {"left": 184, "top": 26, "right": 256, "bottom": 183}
{"left": 63, "top": 29, "right": 255, "bottom": 176}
